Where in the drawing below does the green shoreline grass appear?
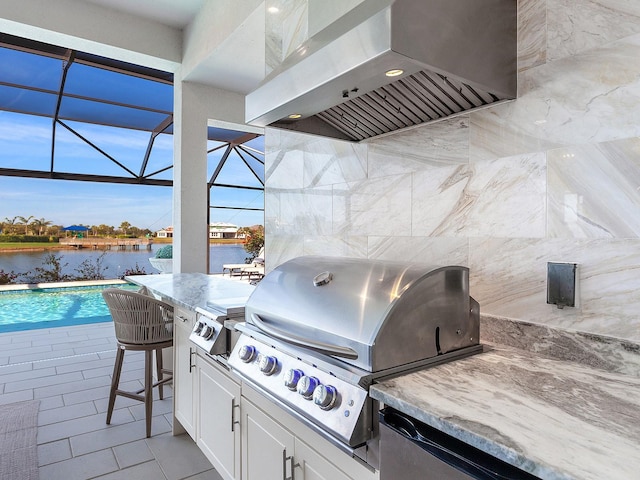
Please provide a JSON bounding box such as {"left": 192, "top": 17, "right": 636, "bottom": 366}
{"left": 0, "top": 238, "right": 243, "bottom": 253}
{"left": 0, "top": 243, "right": 66, "bottom": 251}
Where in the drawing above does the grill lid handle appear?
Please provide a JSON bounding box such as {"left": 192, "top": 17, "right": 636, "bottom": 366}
{"left": 250, "top": 313, "right": 358, "bottom": 359}
{"left": 313, "top": 271, "right": 333, "bottom": 286}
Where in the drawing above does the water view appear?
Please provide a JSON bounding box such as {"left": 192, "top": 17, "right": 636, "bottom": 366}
{"left": 0, "top": 243, "right": 249, "bottom": 280}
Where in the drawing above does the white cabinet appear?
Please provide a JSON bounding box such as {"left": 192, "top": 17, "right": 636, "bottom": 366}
{"left": 295, "top": 438, "right": 352, "bottom": 480}
{"left": 173, "top": 305, "right": 242, "bottom": 480}
{"left": 173, "top": 307, "right": 196, "bottom": 437}
{"left": 197, "top": 356, "right": 241, "bottom": 480}
{"left": 241, "top": 397, "right": 294, "bottom": 480}
{"left": 171, "top": 304, "right": 377, "bottom": 480}
{"left": 241, "top": 392, "right": 373, "bottom": 480}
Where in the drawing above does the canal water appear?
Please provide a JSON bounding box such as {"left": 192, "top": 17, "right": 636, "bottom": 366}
{"left": 0, "top": 243, "right": 249, "bottom": 279}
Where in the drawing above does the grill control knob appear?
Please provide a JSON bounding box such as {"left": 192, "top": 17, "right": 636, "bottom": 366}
{"left": 194, "top": 322, "right": 204, "bottom": 334}
{"left": 284, "top": 369, "right": 304, "bottom": 391}
{"left": 238, "top": 344, "right": 257, "bottom": 363}
{"left": 202, "top": 325, "right": 215, "bottom": 340}
{"left": 297, "top": 376, "right": 319, "bottom": 399}
{"left": 313, "top": 385, "right": 338, "bottom": 410}
{"left": 257, "top": 354, "right": 277, "bottom": 375}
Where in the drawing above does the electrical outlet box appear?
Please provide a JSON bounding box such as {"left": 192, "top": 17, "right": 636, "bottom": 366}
{"left": 547, "top": 262, "right": 577, "bottom": 309}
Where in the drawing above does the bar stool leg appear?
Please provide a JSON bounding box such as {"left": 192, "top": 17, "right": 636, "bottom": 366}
{"left": 156, "top": 347, "right": 164, "bottom": 400}
{"left": 145, "top": 349, "right": 153, "bottom": 438}
{"left": 107, "top": 346, "right": 125, "bottom": 425}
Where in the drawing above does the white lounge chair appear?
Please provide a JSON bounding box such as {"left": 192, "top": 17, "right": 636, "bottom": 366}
{"left": 240, "top": 264, "right": 265, "bottom": 280}
{"left": 222, "top": 263, "right": 248, "bottom": 276}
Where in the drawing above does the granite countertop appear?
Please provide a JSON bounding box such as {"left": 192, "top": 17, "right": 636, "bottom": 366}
{"left": 125, "top": 273, "right": 255, "bottom": 312}
{"left": 370, "top": 342, "right": 640, "bottom": 480}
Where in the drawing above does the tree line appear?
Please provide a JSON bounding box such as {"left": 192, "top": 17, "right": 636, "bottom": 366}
{"left": 1, "top": 216, "right": 153, "bottom": 238}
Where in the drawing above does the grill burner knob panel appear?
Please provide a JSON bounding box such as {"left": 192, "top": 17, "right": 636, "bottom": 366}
{"left": 202, "top": 325, "right": 215, "bottom": 340}
{"left": 258, "top": 354, "right": 278, "bottom": 375}
{"left": 194, "top": 322, "right": 204, "bottom": 334}
{"left": 229, "top": 336, "right": 371, "bottom": 447}
{"left": 238, "top": 344, "right": 257, "bottom": 363}
{"left": 284, "top": 369, "right": 304, "bottom": 391}
{"left": 313, "top": 384, "right": 338, "bottom": 410}
{"left": 297, "top": 376, "right": 319, "bottom": 399}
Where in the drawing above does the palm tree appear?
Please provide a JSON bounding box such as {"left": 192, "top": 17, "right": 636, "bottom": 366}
{"left": 17, "top": 215, "right": 34, "bottom": 235}
{"left": 31, "top": 218, "right": 52, "bottom": 236}
{"left": 3, "top": 216, "right": 18, "bottom": 235}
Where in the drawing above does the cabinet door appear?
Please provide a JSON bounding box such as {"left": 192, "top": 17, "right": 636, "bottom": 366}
{"left": 241, "top": 397, "right": 295, "bottom": 480}
{"left": 197, "top": 358, "right": 241, "bottom": 480}
{"left": 295, "top": 439, "right": 352, "bottom": 480}
{"left": 173, "top": 320, "right": 196, "bottom": 437}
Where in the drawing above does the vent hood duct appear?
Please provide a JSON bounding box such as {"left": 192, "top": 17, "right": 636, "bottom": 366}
{"left": 246, "top": 0, "right": 516, "bottom": 142}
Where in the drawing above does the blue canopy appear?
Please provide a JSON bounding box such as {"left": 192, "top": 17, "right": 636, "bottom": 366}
{"left": 62, "top": 225, "right": 89, "bottom": 231}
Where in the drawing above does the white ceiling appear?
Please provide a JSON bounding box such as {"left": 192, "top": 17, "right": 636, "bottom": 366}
{"left": 83, "top": 0, "right": 204, "bottom": 28}
{"left": 79, "top": 0, "right": 265, "bottom": 94}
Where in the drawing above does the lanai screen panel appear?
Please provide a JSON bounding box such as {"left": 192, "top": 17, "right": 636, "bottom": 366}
{"left": 0, "top": 33, "right": 174, "bottom": 185}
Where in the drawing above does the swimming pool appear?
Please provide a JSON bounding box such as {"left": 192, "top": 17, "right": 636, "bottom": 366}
{"left": 0, "top": 283, "right": 138, "bottom": 333}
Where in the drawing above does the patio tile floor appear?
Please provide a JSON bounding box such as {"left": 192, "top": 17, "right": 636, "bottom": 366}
{"left": 0, "top": 322, "right": 221, "bottom": 480}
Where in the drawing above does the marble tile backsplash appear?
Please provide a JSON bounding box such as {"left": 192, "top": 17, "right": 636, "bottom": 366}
{"left": 481, "top": 314, "right": 640, "bottom": 377}
{"left": 264, "top": 1, "right": 640, "bottom": 343}
{"left": 547, "top": 138, "right": 640, "bottom": 238}
{"left": 333, "top": 174, "right": 412, "bottom": 236}
{"left": 469, "top": 238, "right": 640, "bottom": 341}
{"left": 368, "top": 117, "right": 470, "bottom": 174}
{"left": 470, "top": 33, "right": 640, "bottom": 163}
{"left": 410, "top": 152, "right": 546, "bottom": 238}
{"left": 517, "top": 0, "right": 546, "bottom": 73}
{"left": 547, "top": 0, "right": 640, "bottom": 62}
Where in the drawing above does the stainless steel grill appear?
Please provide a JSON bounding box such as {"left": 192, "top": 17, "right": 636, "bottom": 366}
{"left": 228, "top": 256, "right": 482, "bottom": 464}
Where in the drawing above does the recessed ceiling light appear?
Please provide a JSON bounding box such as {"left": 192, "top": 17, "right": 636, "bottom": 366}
{"left": 385, "top": 69, "right": 404, "bottom": 77}
{"left": 268, "top": 7, "right": 279, "bottom": 14}
{"left": 288, "top": 114, "right": 302, "bottom": 119}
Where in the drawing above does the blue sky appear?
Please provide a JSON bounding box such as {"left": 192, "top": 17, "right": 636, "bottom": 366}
{"left": 1, "top": 176, "right": 174, "bottom": 231}
{"left": 0, "top": 111, "right": 264, "bottom": 231}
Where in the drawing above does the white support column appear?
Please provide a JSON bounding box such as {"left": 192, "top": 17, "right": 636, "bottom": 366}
{"left": 172, "top": 77, "right": 250, "bottom": 273}
{"left": 173, "top": 78, "right": 208, "bottom": 273}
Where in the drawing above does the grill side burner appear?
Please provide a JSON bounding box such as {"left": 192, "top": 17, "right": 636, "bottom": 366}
{"left": 191, "top": 301, "right": 245, "bottom": 357}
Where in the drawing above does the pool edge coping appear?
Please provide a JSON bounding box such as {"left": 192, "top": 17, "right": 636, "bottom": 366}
{"left": 0, "top": 278, "right": 128, "bottom": 292}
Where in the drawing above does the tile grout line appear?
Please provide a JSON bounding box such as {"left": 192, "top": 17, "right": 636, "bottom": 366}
{"left": 0, "top": 350, "right": 115, "bottom": 369}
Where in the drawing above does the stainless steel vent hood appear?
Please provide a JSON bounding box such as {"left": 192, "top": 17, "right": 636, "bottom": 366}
{"left": 246, "top": 0, "right": 516, "bottom": 142}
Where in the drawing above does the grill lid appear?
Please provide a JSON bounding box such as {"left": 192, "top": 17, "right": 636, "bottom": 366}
{"left": 244, "top": 256, "right": 479, "bottom": 372}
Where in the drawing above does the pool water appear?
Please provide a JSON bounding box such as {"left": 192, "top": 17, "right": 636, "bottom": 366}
{"left": 0, "top": 284, "right": 138, "bottom": 333}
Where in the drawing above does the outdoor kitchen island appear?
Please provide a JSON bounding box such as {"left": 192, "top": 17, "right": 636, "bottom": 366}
{"left": 126, "top": 273, "right": 377, "bottom": 480}
{"left": 127, "top": 273, "right": 640, "bottom": 480}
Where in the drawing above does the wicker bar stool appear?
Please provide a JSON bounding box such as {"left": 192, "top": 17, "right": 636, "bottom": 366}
{"left": 102, "top": 288, "right": 174, "bottom": 438}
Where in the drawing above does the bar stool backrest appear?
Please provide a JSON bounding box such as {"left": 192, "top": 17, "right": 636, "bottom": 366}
{"left": 102, "top": 288, "right": 174, "bottom": 345}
